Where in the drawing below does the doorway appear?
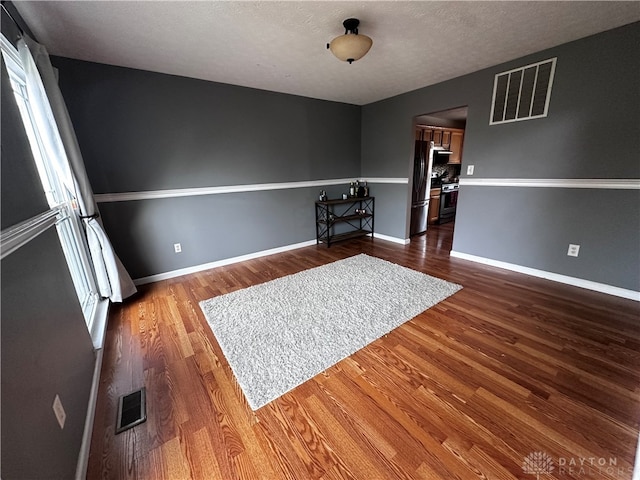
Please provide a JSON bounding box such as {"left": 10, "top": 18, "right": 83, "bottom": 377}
{"left": 410, "top": 106, "right": 467, "bottom": 243}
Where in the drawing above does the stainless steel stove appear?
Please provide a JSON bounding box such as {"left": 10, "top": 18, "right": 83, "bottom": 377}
{"left": 439, "top": 183, "right": 459, "bottom": 223}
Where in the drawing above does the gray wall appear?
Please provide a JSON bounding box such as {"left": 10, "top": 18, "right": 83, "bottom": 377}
{"left": 50, "top": 23, "right": 639, "bottom": 291}
{"left": 455, "top": 187, "right": 639, "bottom": 288}
{"left": 1, "top": 58, "right": 95, "bottom": 478}
{"left": 361, "top": 22, "right": 640, "bottom": 291}
{"left": 99, "top": 188, "right": 321, "bottom": 279}
{"left": 1, "top": 230, "right": 95, "bottom": 479}
{"left": 52, "top": 57, "right": 361, "bottom": 278}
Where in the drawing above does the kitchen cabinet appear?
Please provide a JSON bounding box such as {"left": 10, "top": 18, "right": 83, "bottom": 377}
{"left": 417, "top": 127, "right": 443, "bottom": 146}
{"left": 416, "top": 125, "right": 465, "bottom": 164}
{"left": 416, "top": 125, "right": 455, "bottom": 148}
{"left": 447, "top": 130, "right": 464, "bottom": 164}
{"left": 432, "top": 129, "right": 442, "bottom": 146}
{"left": 441, "top": 131, "right": 451, "bottom": 148}
{"left": 428, "top": 188, "right": 441, "bottom": 224}
{"left": 417, "top": 128, "right": 432, "bottom": 143}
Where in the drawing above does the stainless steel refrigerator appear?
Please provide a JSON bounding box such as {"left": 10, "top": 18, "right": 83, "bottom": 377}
{"left": 410, "top": 140, "right": 434, "bottom": 236}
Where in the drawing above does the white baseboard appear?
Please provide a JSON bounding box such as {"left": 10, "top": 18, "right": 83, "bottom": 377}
{"left": 134, "top": 240, "right": 317, "bottom": 285}
{"left": 75, "top": 299, "right": 110, "bottom": 479}
{"left": 134, "top": 233, "right": 414, "bottom": 285}
{"left": 75, "top": 340, "right": 107, "bottom": 479}
{"left": 373, "top": 232, "right": 410, "bottom": 245}
{"left": 450, "top": 251, "right": 640, "bottom": 301}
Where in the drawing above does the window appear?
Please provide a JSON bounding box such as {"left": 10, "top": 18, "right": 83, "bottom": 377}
{"left": 2, "top": 34, "right": 99, "bottom": 328}
{"left": 490, "top": 57, "right": 557, "bottom": 125}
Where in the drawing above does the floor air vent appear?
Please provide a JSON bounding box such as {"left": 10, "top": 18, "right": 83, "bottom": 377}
{"left": 116, "top": 387, "right": 147, "bottom": 434}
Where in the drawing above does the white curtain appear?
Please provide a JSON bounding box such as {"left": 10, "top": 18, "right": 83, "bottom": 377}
{"left": 18, "top": 35, "right": 136, "bottom": 302}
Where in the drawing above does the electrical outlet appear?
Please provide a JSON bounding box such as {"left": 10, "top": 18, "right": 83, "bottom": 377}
{"left": 174, "top": 243, "right": 182, "bottom": 253}
{"left": 467, "top": 165, "right": 475, "bottom": 175}
{"left": 52, "top": 394, "right": 66, "bottom": 429}
{"left": 567, "top": 244, "right": 580, "bottom": 257}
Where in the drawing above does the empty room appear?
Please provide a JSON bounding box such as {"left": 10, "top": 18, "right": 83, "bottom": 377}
{"left": 1, "top": 2, "right": 639, "bottom": 479}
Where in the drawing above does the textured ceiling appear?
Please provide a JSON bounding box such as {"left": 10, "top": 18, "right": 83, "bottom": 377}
{"left": 13, "top": 1, "right": 640, "bottom": 105}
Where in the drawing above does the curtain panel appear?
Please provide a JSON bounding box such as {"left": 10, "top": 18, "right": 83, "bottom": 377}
{"left": 18, "top": 35, "right": 136, "bottom": 302}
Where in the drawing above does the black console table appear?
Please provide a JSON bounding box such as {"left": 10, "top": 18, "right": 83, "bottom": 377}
{"left": 315, "top": 197, "right": 374, "bottom": 247}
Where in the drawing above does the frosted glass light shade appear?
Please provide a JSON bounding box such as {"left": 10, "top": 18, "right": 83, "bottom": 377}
{"left": 329, "top": 33, "right": 373, "bottom": 63}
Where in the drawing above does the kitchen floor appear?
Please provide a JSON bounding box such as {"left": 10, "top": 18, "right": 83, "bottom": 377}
{"left": 412, "top": 221, "right": 455, "bottom": 254}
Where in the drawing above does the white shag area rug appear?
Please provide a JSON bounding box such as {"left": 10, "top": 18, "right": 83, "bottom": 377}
{"left": 199, "top": 253, "right": 462, "bottom": 410}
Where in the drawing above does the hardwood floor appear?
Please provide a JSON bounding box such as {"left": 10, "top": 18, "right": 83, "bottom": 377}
{"left": 88, "top": 224, "right": 640, "bottom": 479}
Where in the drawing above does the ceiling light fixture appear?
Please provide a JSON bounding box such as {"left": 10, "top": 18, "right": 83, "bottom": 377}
{"left": 327, "top": 18, "right": 373, "bottom": 64}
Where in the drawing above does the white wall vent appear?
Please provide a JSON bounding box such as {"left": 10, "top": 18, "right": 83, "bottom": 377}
{"left": 489, "top": 57, "right": 557, "bottom": 125}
